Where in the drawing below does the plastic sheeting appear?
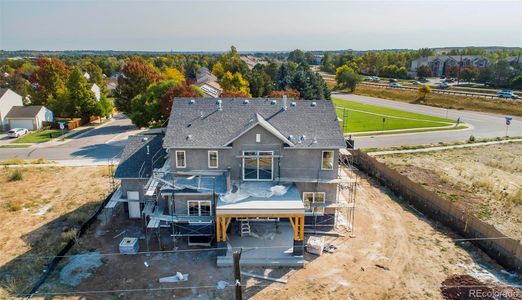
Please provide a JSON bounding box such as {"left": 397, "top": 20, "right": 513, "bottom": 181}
{"left": 220, "top": 182, "right": 289, "bottom": 203}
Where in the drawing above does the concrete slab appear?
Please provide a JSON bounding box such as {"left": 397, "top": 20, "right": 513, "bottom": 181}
{"left": 217, "top": 222, "right": 304, "bottom": 267}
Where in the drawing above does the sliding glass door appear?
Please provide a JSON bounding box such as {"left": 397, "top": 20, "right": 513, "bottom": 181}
{"left": 243, "top": 151, "right": 273, "bottom": 181}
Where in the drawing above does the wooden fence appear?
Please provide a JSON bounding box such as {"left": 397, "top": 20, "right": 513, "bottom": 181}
{"left": 351, "top": 150, "right": 522, "bottom": 274}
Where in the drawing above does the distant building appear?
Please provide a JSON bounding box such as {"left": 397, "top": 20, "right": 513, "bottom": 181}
{"left": 196, "top": 67, "right": 222, "bottom": 98}
{"left": 91, "top": 83, "right": 101, "bottom": 101}
{"left": 410, "top": 55, "right": 490, "bottom": 77}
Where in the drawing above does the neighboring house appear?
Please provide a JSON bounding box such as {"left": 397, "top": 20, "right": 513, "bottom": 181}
{"left": 0, "top": 88, "right": 24, "bottom": 131}
{"left": 410, "top": 55, "right": 490, "bottom": 77}
{"left": 110, "top": 98, "right": 352, "bottom": 266}
{"left": 198, "top": 80, "right": 223, "bottom": 98}
{"left": 83, "top": 72, "right": 91, "bottom": 80}
{"left": 5, "top": 105, "right": 54, "bottom": 130}
{"left": 196, "top": 67, "right": 218, "bottom": 85}
{"left": 195, "top": 67, "right": 222, "bottom": 98}
{"left": 91, "top": 83, "right": 101, "bottom": 101}
{"left": 106, "top": 79, "right": 118, "bottom": 96}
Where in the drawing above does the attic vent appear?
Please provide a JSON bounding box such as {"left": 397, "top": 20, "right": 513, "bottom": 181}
{"left": 288, "top": 135, "right": 294, "bottom": 141}
{"left": 186, "top": 135, "right": 192, "bottom": 140}
{"left": 216, "top": 99, "right": 222, "bottom": 111}
{"left": 313, "top": 137, "right": 318, "bottom": 144}
{"left": 189, "top": 99, "right": 195, "bottom": 104}
{"left": 243, "top": 99, "right": 249, "bottom": 104}
{"left": 271, "top": 100, "right": 277, "bottom": 105}
{"left": 291, "top": 102, "right": 297, "bottom": 107}
{"left": 311, "top": 101, "right": 317, "bottom": 107}
{"left": 300, "top": 135, "right": 306, "bottom": 143}
{"left": 142, "top": 137, "right": 148, "bottom": 142}
{"left": 200, "top": 111, "right": 204, "bottom": 118}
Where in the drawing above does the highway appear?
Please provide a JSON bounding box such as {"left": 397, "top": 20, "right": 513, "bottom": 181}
{"left": 333, "top": 92, "right": 522, "bottom": 149}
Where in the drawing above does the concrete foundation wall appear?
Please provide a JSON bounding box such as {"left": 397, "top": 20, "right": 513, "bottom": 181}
{"left": 120, "top": 179, "right": 148, "bottom": 202}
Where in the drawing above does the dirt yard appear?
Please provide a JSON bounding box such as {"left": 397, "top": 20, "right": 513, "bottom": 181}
{"left": 0, "top": 166, "right": 114, "bottom": 298}
{"left": 32, "top": 171, "right": 520, "bottom": 299}
{"left": 376, "top": 142, "right": 522, "bottom": 240}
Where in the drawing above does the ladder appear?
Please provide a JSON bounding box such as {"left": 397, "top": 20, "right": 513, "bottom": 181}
{"left": 240, "top": 220, "right": 251, "bottom": 237}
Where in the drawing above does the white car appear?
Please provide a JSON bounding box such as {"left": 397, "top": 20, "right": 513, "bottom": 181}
{"left": 8, "top": 128, "right": 29, "bottom": 138}
{"left": 389, "top": 83, "right": 401, "bottom": 88}
{"left": 497, "top": 91, "right": 519, "bottom": 99}
{"left": 439, "top": 82, "right": 450, "bottom": 89}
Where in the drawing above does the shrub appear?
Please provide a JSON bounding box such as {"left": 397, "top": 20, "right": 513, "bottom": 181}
{"left": 8, "top": 169, "right": 22, "bottom": 181}
{"left": 7, "top": 200, "right": 22, "bottom": 211}
{"left": 468, "top": 135, "right": 476, "bottom": 143}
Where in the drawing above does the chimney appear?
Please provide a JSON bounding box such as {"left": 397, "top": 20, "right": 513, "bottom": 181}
{"left": 282, "top": 95, "right": 288, "bottom": 111}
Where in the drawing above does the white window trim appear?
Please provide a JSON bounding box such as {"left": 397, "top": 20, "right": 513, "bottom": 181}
{"left": 302, "top": 192, "right": 326, "bottom": 216}
{"left": 175, "top": 150, "right": 186, "bottom": 168}
{"left": 242, "top": 151, "right": 274, "bottom": 181}
{"left": 187, "top": 200, "right": 212, "bottom": 217}
{"left": 208, "top": 150, "right": 218, "bottom": 169}
{"left": 321, "top": 150, "right": 334, "bottom": 170}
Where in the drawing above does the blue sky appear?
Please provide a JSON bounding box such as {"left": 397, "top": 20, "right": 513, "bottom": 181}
{"left": 1, "top": 0, "right": 521, "bottom": 51}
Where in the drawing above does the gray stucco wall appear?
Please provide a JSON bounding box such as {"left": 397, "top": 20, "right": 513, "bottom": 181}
{"left": 169, "top": 124, "right": 339, "bottom": 182}
{"left": 120, "top": 179, "right": 148, "bottom": 202}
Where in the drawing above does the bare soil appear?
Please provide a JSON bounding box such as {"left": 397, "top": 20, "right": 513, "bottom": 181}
{"left": 0, "top": 166, "right": 114, "bottom": 298}
{"left": 376, "top": 142, "right": 522, "bottom": 240}
{"left": 34, "top": 171, "right": 521, "bottom": 299}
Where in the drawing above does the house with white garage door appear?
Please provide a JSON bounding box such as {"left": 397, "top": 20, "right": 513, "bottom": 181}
{"left": 0, "top": 88, "right": 23, "bottom": 131}
{"left": 5, "top": 105, "right": 54, "bottom": 130}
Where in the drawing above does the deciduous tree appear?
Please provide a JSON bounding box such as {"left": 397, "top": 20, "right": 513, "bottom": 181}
{"left": 417, "top": 85, "right": 431, "bottom": 100}
{"left": 335, "top": 65, "right": 362, "bottom": 92}
{"left": 220, "top": 71, "right": 251, "bottom": 97}
{"left": 416, "top": 65, "right": 432, "bottom": 78}
{"left": 29, "top": 57, "right": 69, "bottom": 106}
{"left": 115, "top": 61, "right": 159, "bottom": 114}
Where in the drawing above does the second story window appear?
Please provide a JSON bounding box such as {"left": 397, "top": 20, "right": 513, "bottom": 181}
{"left": 176, "top": 150, "right": 186, "bottom": 168}
{"left": 243, "top": 151, "right": 273, "bottom": 181}
{"left": 208, "top": 151, "right": 218, "bottom": 168}
{"left": 188, "top": 200, "right": 212, "bottom": 217}
{"left": 322, "top": 151, "right": 334, "bottom": 170}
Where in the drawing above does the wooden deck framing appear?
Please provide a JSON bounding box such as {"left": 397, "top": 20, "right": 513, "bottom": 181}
{"left": 216, "top": 214, "right": 305, "bottom": 242}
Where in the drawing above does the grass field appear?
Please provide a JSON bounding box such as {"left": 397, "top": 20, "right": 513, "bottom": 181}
{"left": 332, "top": 97, "right": 455, "bottom": 132}
{"left": 0, "top": 167, "right": 114, "bottom": 298}
{"left": 377, "top": 142, "right": 522, "bottom": 240}
{"left": 11, "top": 129, "right": 67, "bottom": 144}
{"left": 353, "top": 85, "right": 522, "bottom": 116}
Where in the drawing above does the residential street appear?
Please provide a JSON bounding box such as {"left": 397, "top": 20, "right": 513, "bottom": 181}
{"left": 0, "top": 115, "right": 137, "bottom": 161}
{"left": 333, "top": 92, "right": 522, "bottom": 148}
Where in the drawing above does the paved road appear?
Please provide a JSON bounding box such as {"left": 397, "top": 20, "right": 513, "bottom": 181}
{"left": 333, "top": 92, "right": 522, "bottom": 149}
{"left": 0, "top": 115, "right": 137, "bottom": 160}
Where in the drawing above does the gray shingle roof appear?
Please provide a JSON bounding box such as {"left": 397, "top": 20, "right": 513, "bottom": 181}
{"left": 5, "top": 106, "right": 44, "bottom": 118}
{"left": 164, "top": 98, "right": 345, "bottom": 149}
{"left": 115, "top": 135, "right": 167, "bottom": 179}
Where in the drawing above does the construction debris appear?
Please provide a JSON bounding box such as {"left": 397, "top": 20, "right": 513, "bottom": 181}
{"left": 306, "top": 236, "right": 325, "bottom": 256}
{"left": 159, "top": 272, "right": 189, "bottom": 283}
{"left": 241, "top": 272, "right": 288, "bottom": 284}
{"left": 375, "top": 264, "right": 390, "bottom": 271}
{"left": 113, "top": 230, "right": 126, "bottom": 239}
{"left": 119, "top": 237, "right": 139, "bottom": 254}
{"left": 59, "top": 252, "right": 103, "bottom": 286}
{"left": 323, "top": 243, "right": 337, "bottom": 253}
{"left": 216, "top": 280, "right": 230, "bottom": 290}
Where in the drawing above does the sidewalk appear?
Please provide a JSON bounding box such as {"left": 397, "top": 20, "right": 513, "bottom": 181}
{"left": 367, "top": 138, "right": 522, "bottom": 156}
{"left": 2, "top": 158, "right": 120, "bottom": 168}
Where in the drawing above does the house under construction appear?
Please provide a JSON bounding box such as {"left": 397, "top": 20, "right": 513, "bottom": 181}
{"left": 107, "top": 97, "right": 357, "bottom": 266}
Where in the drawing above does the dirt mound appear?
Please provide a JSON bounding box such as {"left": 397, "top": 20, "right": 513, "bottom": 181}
{"left": 441, "top": 274, "right": 522, "bottom": 300}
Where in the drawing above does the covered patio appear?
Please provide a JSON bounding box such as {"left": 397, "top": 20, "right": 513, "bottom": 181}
{"left": 215, "top": 182, "right": 305, "bottom": 267}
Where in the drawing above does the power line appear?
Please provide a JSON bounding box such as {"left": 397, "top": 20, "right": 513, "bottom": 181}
{"left": 18, "top": 283, "right": 275, "bottom": 297}
{"left": 10, "top": 245, "right": 296, "bottom": 261}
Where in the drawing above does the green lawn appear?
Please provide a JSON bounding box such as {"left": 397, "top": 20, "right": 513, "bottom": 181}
{"left": 11, "top": 129, "right": 67, "bottom": 143}
{"left": 332, "top": 97, "right": 456, "bottom": 132}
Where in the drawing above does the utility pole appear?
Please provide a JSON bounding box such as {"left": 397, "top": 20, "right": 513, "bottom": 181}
{"left": 233, "top": 250, "right": 243, "bottom": 300}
